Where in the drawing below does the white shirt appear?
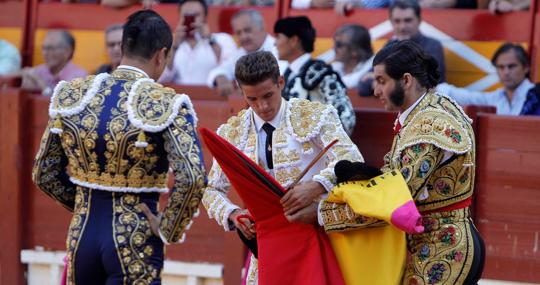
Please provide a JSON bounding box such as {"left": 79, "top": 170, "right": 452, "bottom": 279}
{"left": 159, "top": 33, "right": 238, "bottom": 85}
{"left": 116, "top": 65, "right": 149, "bottom": 77}
{"left": 436, "top": 79, "right": 534, "bottom": 115}
{"left": 206, "top": 35, "right": 287, "bottom": 87}
{"left": 286, "top": 53, "right": 311, "bottom": 83}
{"left": 252, "top": 98, "right": 286, "bottom": 174}
{"left": 331, "top": 57, "right": 373, "bottom": 89}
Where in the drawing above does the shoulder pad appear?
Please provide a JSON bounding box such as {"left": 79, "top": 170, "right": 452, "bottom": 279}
{"left": 398, "top": 106, "right": 472, "bottom": 156}
{"left": 286, "top": 98, "right": 336, "bottom": 142}
{"left": 300, "top": 60, "right": 334, "bottom": 90}
{"left": 49, "top": 73, "right": 109, "bottom": 118}
{"left": 216, "top": 109, "right": 249, "bottom": 147}
{"left": 127, "top": 79, "right": 197, "bottom": 132}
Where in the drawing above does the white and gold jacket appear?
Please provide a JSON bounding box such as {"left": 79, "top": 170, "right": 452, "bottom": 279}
{"left": 202, "top": 98, "right": 363, "bottom": 231}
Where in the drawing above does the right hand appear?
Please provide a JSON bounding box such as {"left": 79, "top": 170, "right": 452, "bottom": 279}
{"left": 173, "top": 23, "right": 187, "bottom": 47}
{"left": 334, "top": 1, "right": 353, "bottom": 16}
{"left": 229, "top": 209, "right": 256, "bottom": 240}
{"left": 215, "top": 76, "right": 234, "bottom": 96}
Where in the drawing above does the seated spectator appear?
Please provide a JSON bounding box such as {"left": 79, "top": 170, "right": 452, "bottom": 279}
{"left": 358, "top": 0, "right": 446, "bottom": 96}
{"left": 331, "top": 24, "right": 373, "bottom": 89}
{"left": 159, "top": 0, "right": 237, "bottom": 85}
{"left": 95, "top": 24, "right": 123, "bottom": 74}
{"left": 488, "top": 0, "right": 529, "bottom": 13}
{"left": 437, "top": 42, "right": 536, "bottom": 115}
{"left": 207, "top": 9, "right": 286, "bottom": 96}
{"left": 21, "top": 30, "right": 87, "bottom": 95}
{"left": 274, "top": 16, "right": 356, "bottom": 135}
{"left": 0, "top": 39, "right": 21, "bottom": 75}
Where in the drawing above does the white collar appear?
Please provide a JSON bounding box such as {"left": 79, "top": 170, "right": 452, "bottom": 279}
{"left": 117, "top": 65, "right": 149, "bottom": 78}
{"left": 288, "top": 53, "right": 311, "bottom": 75}
{"left": 253, "top": 98, "right": 286, "bottom": 132}
{"left": 397, "top": 92, "right": 427, "bottom": 127}
{"left": 503, "top": 78, "right": 534, "bottom": 97}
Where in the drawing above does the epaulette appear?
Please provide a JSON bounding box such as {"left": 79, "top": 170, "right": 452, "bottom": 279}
{"left": 127, "top": 78, "right": 197, "bottom": 135}
{"left": 286, "top": 98, "right": 336, "bottom": 142}
{"left": 49, "top": 73, "right": 110, "bottom": 133}
{"left": 300, "top": 59, "right": 334, "bottom": 91}
{"left": 397, "top": 104, "right": 472, "bottom": 159}
{"left": 216, "top": 109, "right": 249, "bottom": 148}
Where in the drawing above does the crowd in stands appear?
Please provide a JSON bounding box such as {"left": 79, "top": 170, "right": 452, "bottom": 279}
{"left": 0, "top": 0, "right": 538, "bottom": 115}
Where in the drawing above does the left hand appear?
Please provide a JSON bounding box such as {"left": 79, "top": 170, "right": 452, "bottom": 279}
{"left": 280, "top": 181, "right": 325, "bottom": 216}
{"left": 285, "top": 202, "right": 319, "bottom": 224}
{"left": 138, "top": 203, "right": 162, "bottom": 237}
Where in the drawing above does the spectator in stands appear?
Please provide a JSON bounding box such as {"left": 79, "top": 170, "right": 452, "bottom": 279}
{"left": 159, "top": 0, "right": 237, "bottom": 85}
{"left": 95, "top": 24, "right": 123, "bottom": 74}
{"left": 358, "top": 0, "right": 446, "bottom": 96}
{"left": 331, "top": 24, "right": 373, "bottom": 89}
{"left": 207, "top": 9, "right": 286, "bottom": 96}
{"left": 21, "top": 30, "right": 87, "bottom": 95}
{"left": 0, "top": 39, "right": 21, "bottom": 75}
{"left": 437, "top": 42, "right": 536, "bottom": 115}
{"left": 488, "top": 0, "right": 529, "bottom": 13}
{"left": 274, "top": 16, "right": 356, "bottom": 135}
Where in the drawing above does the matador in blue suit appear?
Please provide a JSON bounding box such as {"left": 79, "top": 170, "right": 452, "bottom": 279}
{"left": 32, "top": 10, "right": 207, "bottom": 284}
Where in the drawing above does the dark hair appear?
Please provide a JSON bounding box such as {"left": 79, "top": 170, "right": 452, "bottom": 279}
{"left": 335, "top": 24, "right": 373, "bottom": 61}
{"left": 373, "top": 40, "right": 439, "bottom": 89}
{"left": 274, "top": 16, "right": 315, "bottom": 53}
{"left": 122, "top": 10, "right": 172, "bottom": 61}
{"left": 389, "top": 0, "right": 421, "bottom": 19}
{"left": 179, "top": 0, "right": 208, "bottom": 16}
{"left": 491, "top": 42, "right": 530, "bottom": 67}
{"left": 235, "top": 51, "right": 280, "bottom": 86}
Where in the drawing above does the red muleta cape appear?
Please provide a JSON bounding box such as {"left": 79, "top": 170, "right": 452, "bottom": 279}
{"left": 199, "top": 128, "right": 345, "bottom": 285}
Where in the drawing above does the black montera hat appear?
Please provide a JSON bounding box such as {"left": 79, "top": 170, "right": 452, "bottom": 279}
{"left": 274, "top": 16, "right": 316, "bottom": 52}
{"left": 274, "top": 16, "right": 315, "bottom": 38}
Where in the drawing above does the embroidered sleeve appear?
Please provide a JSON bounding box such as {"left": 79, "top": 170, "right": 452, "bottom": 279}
{"left": 319, "top": 201, "right": 386, "bottom": 233}
{"left": 398, "top": 143, "right": 445, "bottom": 201}
{"left": 159, "top": 108, "right": 207, "bottom": 244}
{"left": 32, "top": 119, "right": 76, "bottom": 212}
{"left": 318, "top": 74, "right": 356, "bottom": 136}
{"left": 201, "top": 159, "right": 240, "bottom": 231}
{"left": 312, "top": 106, "right": 364, "bottom": 191}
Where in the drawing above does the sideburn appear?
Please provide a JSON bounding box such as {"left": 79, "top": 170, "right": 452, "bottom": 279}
{"left": 389, "top": 81, "right": 406, "bottom": 107}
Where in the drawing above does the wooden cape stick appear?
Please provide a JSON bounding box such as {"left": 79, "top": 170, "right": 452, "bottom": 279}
{"left": 286, "top": 139, "right": 339, "bottom": 191}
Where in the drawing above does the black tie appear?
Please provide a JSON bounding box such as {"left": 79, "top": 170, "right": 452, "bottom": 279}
{"left": 262, "top": 123, "right": 275, "bottom": 169}
{"left": 283, "top": 67, "right": 292, "bottom": 84}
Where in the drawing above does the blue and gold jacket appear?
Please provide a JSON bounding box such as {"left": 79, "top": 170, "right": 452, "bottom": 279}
{"left": 32, "top": 67, "right": 207, "bottom": 244}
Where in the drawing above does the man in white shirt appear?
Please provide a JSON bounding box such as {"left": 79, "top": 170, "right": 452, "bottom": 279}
{"left": 331, "top": 24, "right": 373, "bottom": 89}
{"left": 437, "top": 43, "right": 534, "bottom": 115}
{"left": 207, "top": 9, "right": 286, "bottom": 96}
{"left": 202, "top": 51, "right": 362, "bottom": 285}
{"left": 159, "top": 0, "right": 237, "bottom": 85}
{"left": 274, "top": 16, "right": 356, "bottom": 135}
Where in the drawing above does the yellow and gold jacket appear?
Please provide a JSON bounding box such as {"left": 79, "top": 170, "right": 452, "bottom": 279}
{"left": 32, "top": 68, "right": 207, "bottom": 244}
{"left": 320, "top": 92, "right": 478, "bottom": 285}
